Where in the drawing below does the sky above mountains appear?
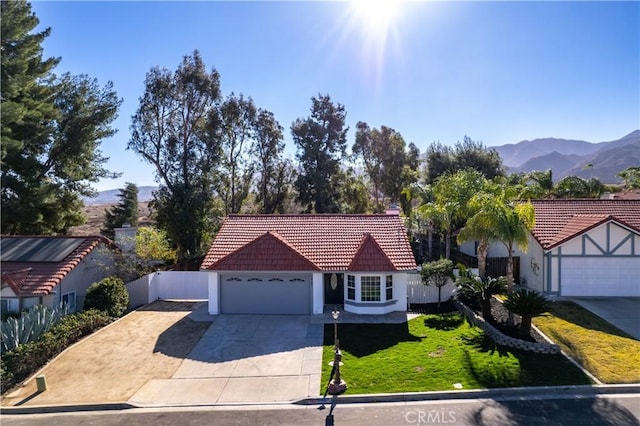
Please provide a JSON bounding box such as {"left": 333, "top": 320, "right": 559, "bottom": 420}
{"left": 31, "top": 1, "right": 639, "bottom": 191}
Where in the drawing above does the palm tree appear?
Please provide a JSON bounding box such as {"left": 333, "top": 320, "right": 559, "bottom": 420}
{"left": 418, "top": 170, "right": 486, "bottom": 259}
{"left": 520, "top": 169, "right": 554, "bottom": 199}
{"left": 456, "top": 273, "right": 507, "bottom": 322}
{"left": 503, "top": 289, "right": 550, "bottom": 338}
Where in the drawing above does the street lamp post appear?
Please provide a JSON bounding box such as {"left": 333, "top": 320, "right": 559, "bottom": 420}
{"left": 327, "top": 310, "right": 347, "bottom": 396}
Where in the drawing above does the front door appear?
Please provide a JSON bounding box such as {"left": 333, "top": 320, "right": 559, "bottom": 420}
{"left": 324, "top": 273, "right": 344, "bottom": 305}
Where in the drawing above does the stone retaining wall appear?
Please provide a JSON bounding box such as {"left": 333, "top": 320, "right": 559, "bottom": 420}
{"left": 452, "top": 298, "right": 561, "bottom": 354}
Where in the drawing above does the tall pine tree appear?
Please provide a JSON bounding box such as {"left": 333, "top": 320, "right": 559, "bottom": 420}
{"left": 291, "top": 94, "right": 348, "bottom": 213}
{"left": 101, "top": 183, "right": 139, "bottom": 239}
{"left": 1, "top": 0, "right": 122, "bottom": 235}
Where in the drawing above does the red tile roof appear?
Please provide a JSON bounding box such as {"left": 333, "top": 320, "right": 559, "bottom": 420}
{"left": 201, "top": 215, "right": 416, "bottom": 271}
{"left": 348, "top": 234, "right": 396, "bottom": 272}
{"left": 1, "top": 236, "right": 114, "bottom": 296}
{"left": 530, "top": 200, "right": 640, "bottom": 249}
{"left": 208, "top": 231, "right": 319, "bottom": 271}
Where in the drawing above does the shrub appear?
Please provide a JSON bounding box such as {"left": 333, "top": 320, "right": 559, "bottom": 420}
{"left": 84, "top": 276, "right": 129, "bottom": 317}
{"left": 1, "top": 309, "right": 110, "bottom": 394}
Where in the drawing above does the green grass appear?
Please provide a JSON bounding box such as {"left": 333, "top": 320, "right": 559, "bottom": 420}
{"left": 533, "top": 301, "right": 640, "bottom": 384}
{"left": 321, "top": 312, "right": 592, "bottom": 394}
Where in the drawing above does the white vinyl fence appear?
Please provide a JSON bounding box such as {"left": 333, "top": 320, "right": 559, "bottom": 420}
{"left": 406, "top": 268, "right": 478, "bottom": 305}
{"left": 407, "top": 273, "right": 456, "bottom": 304}
{"left": 126, "top": 271, "right": 209, "bottom": 309}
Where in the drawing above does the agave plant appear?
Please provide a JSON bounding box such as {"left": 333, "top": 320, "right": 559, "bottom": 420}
{"left": 1, "top": 303, "right": 70, "bottom": 353}
{"left": 504, "top": 289, "right": 550, "bottom": 337}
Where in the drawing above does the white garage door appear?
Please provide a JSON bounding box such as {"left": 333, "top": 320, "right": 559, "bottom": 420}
{"left": 220, "top": 274, "right": 312, "bottom": 314}
{"left": 561, "top": 257, "right": 640, "bottom": 297}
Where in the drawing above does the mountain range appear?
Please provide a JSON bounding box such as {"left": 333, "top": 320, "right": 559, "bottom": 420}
{"left": 493, "top": 130, "right": 639, "bottom": 183}
{"left": 84, "top": 130, "right": 639, "bottom": 204}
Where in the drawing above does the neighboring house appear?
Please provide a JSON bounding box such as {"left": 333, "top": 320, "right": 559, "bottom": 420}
{"left": 460, "top": 200, "right": 640, "bottom": 297}
{"left": 1, "top": 236, "right": 117, "bottom": 315}
{"left": 200, "top": 214, "right": 417, "bottom": 315}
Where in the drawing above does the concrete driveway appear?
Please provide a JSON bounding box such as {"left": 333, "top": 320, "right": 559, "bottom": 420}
{"left": 129, "top": 314, "right": 324, "bottom": 406}
{"left": 569, "top": 297, "right": 640, "bottom": 340}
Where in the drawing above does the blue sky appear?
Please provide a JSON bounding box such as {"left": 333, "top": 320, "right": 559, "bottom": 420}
{"left": 31, "top": 1, "right": 639, "bottom": 192}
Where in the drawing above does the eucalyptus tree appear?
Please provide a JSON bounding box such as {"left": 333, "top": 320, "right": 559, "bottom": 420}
{"left": 423, "top": 136, "right": 504, "bottom": 184}
{"left": 217, "top": 93, "right": 258, "bottom": 215}
{"left": 555, "top": 175, "right": 604, "bottom": 198}
{"left": 353, "top": 122, "right": 419, "bottom": 212}
{"left": 617, "top": 166, "right": 640, "bottom": 189}
{"left": 252, "top": 109, "right": 292, "bottom": 214}
{"left": 128, "top": 50, "right": 222, "bottom": 260}
{"left": 291, "top": 94, "right": 348, "bottom": 213}
{"left": 2, "top": 0, "right": 122, "bottom": 234}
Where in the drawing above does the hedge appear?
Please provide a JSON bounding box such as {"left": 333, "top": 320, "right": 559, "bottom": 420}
{"left": 1, "top": 309, "right": 111, "bottom": 394}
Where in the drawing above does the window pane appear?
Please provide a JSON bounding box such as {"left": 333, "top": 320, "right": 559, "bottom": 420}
{"left": 347, "top": 275, "right": 355, "bottom": 300}
{"left": 386, "top": 275, "right": 393, "bottom": 300}
{"left": 361, "top": 276, "right": 381, "bottom": 302}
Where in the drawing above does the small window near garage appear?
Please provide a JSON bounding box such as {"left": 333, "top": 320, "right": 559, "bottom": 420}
{"left": 347, "top": 275, "right": 355, "bottom": 300}
{"left": 361, "top": 276, "right": 381, "bottom": 302}
{"left": 62, "top": 291, "right": 76, "bottom": 312}
{"left": 386, "top": 275, "right": 393, "bottom": 300}
{"left": 290, "top": 278, "right": 305, "bottom": 282}
{"left": 268, "top": 278, "right": 284, "bottom": 282}
{"left": 0, "top": 298, "right": 19, "bottom": 314}
{"left": 247, "top": 277, "right": 263, "bottom": 282}
{"left": 226, "top": 277, "right": 241, "bottom": 282}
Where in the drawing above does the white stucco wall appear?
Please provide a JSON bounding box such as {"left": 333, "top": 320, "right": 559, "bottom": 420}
{"left": 343, "top": 272, "right": 407, "bottom": 315}
{"left": 57, "top": 246, "right": 115, "bottom": 311}
{"left": 207, "top": 271, "right": 220, "bottom": 315}
{"left": 312, "top": 273, "right": 324, "bottom": 314}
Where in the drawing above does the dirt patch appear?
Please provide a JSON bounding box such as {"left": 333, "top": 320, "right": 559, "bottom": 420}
{"left": 69, "top": 202, "right": 154, "bottom": 236}
{"left": 1, "top": 301, "right": 211, "bottom": 407}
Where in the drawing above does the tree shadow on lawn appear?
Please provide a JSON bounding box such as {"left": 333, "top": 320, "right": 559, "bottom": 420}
{"left": 545, "top": 301, "right": 635, "bottom": 340}
{"left": 423, "top": 312, "right": 465, "bottom": 331}
{"left": 461, "top": 333, "right": 592, "bottom": 388}
{"left": 324, "top": 323, "right": 423, "bottom": 357}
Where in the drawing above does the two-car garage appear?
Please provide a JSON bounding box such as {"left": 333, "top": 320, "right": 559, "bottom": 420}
{"left": 560, "top": 257, "right": 640, "bottom": 297}
{"left": 219, "top": 273, "right": 312, "bottom": 315}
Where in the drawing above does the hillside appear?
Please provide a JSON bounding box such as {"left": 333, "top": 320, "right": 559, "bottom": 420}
{"left": 83, "top": 186, "right": 157, "bottom": 205}
{"left": 495, "top": 130, "right": 639, "bottom": 183}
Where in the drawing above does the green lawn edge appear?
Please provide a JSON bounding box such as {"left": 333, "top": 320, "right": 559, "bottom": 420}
{"left": 321, "top": 312, "right": 591, "bottom": 395}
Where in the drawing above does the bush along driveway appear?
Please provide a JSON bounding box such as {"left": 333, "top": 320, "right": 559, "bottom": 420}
{"left": 533, "top": 301, "right": 640, "bottom": 384}
{"left": 321, "top": 312, "right": 592, "bottom": 395}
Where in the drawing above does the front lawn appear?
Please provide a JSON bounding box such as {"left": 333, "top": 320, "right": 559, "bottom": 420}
{"left": 321, "top": 312, "right": 591, "bottom": 394}
{"left": 533, "top": 301, "right": 640, "bottom": 384}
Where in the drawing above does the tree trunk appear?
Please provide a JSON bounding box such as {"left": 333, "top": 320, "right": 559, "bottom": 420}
{"left": 481, "top": 297, "right": 493, "bottom": 322}
{"left": 427, "top": 222, "right": 433, "bottom": 261}
{"left": 477, "top": 239, "right": 488, "bottom": 279}
{"left": 445, "top": 232, "right": 451, "bottom": 259}
{"left": 520, "top": 315, "right": 532, "bottom": 338}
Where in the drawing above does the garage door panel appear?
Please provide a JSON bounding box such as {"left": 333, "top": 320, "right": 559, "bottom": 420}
{"left": 561, "top": 257, "right": 640, "bottom": 297}
{"left": 221, "top": 274, "right": 311, "bottom": 314}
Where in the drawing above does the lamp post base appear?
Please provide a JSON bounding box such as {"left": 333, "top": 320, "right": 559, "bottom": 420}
{"left": 327, "top": 379, "right": 347, "bottom": 395}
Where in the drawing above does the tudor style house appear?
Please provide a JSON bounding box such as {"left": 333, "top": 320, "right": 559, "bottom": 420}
{"left": 1, "top": 235, "right": 117, "bottom": 314}
{"left": 200, "top": 214, "right": 417, "bottom": 315}
{"left": 459, "top": 199, "right": 640, "bottom": 297}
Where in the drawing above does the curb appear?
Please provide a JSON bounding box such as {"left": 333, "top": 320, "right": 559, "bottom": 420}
{"left": 1, "top": 402, "right": 139, "bottom": 415}
{"left": 293, "top": 383, "right": 640, "bottom": 405}
{"left": 3, "top": 384, "right": 637, "bottom": 414}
